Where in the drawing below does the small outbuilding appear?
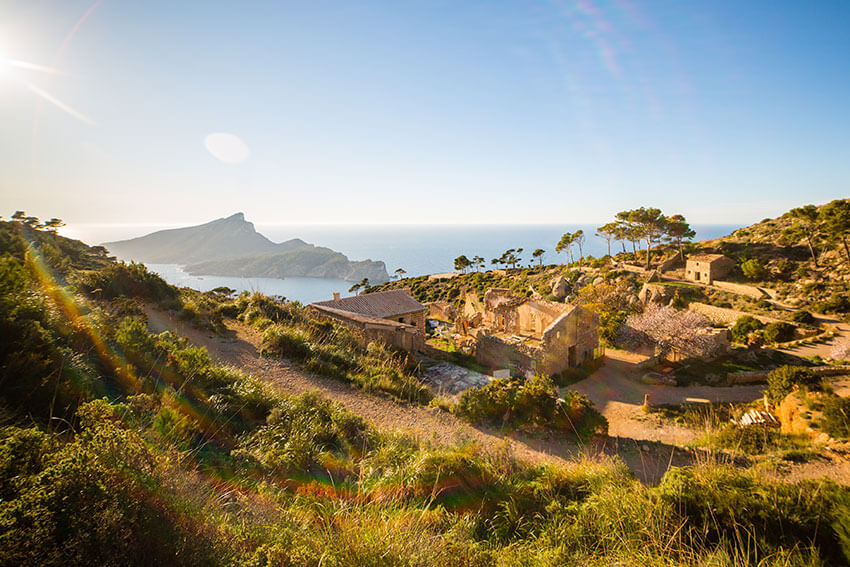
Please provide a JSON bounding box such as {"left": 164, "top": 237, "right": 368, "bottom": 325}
{"left": 685, "top": 254, "right": 736, "bottom": 284}
{"left": 309, "top": 289, "right": 426, "bottom": 352}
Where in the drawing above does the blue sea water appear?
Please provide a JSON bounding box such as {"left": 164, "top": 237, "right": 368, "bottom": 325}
{"left": 257, "top": 224, "right": 741, "bottom": 278}
{"left": 68, "top": 223, "right": 741, "bottom": 304}
{"left": 144, "top": 264, "right": 351, "bottom": 305}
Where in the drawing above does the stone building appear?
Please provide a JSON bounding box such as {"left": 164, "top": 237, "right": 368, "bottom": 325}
{"left": 309, "top": 289, "right": 426, "bottom": 352}
{"left": 684, "top": 254, "right": 736, "bottom": 284}
{"left": 460, "top": 289, "right": 601, "bottom": 376}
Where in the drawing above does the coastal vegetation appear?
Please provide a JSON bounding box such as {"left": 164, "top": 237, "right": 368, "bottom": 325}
{"left": 3, "top": 207, "right": 850, "bottom": 566}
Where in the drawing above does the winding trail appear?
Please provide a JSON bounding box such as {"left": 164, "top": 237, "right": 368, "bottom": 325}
{"left": 143, "top": 306, "right": 696, "bottom": 484}
{"left": 143, "top": 307, "right": 849, "bottom": 485}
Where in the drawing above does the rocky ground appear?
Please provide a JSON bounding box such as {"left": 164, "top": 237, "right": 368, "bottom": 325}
{"left": 418, "top": 360, "right": 492, "bottom": 397}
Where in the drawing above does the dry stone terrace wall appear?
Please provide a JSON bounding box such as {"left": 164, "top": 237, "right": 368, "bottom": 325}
{"left": 688, "top": 302, "right": 785, "bottom": 326}
{"left": 728, "top": 365, "right": 850, "bottom": 385}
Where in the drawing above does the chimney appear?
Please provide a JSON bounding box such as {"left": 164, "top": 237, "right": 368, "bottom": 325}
{"left": 333, "top": 292, "right": 341, "bottom": 301}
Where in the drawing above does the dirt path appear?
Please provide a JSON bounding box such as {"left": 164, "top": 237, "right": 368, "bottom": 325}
{"left": 143, "top": 307, "right": 593, "bottom": 473}
{"left": 567, "top": 352, "right": 766, "bottom": 445}
{"left": 143, "top": 308, "right": 849, "bottom": 485}
{"left": 777, "top": 314, "right": 850, "bottom": 360}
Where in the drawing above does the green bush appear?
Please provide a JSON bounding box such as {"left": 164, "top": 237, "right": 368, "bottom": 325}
{"left": 77, "top": 261, "right": 178, "bottom": 304}
{"left": 658, "top": 466, "right": 850, "bottom": 564}
{"left": 710, "top": 424, "right": 810, "bottom": 455}
{"left": 740, "top": 258, "right": 766, "bottom": 280}
{"left": 262, "top": 324, "right": 312, "bottom": 360}
{"left": 763, "top": 321, "right": 796, "bottom": 343}
{"left": 766, "top": 365, "right": 817, "bottom": 404}
{"left": 821, "top": 396, "right": 850, "bottom": 438}
{"left": 730, "top": 315, "right": 764, "bottom": 343}
{"left": 0, "top": 405, "right": 224, "bottom": 567}
{"left": 790, "top": 309, "right": 816, "bottom": 325}
{"left": 455, "top": 376, "right": 606, "bottom": 438}
{"left": 812, "top": 293, "right": 850, "bottom": 315}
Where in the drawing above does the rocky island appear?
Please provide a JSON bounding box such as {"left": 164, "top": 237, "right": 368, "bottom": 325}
{"left": 103, "top": 213, "right": 390, "bottom": 283}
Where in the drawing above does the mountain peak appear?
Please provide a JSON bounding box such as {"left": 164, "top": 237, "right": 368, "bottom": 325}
{"left": 225, "top": 212, "right": 245, "bottom": 222}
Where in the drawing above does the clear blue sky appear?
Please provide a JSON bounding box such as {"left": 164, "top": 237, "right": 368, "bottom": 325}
{"left": 1, "top": 1, "right": 848, "bottom": 228}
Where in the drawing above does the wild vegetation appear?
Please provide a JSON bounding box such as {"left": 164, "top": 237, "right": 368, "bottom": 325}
{"left": 4, "top": 216, "right": 850, "bottom": 565}
{"left": 454, "top": 375, "right": 606, "bottom": 439}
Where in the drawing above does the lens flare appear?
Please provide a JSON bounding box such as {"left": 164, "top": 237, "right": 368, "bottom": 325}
{"left": 205, "top": 133, "right": 251, "bottom": 164}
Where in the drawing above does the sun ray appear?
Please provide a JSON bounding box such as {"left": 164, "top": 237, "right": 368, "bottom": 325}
{"left": 7, "top": 59, "right": 70, "bottom": 76}
{"left": 15, "top": 77, "right": 95, "bottom": 125}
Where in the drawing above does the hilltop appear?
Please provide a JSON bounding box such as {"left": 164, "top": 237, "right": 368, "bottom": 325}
{"left": 694, "top": 199, "right": 850, "bottom": 311}
{"left": 104, "top": 212, "right": 389, "bottom": 283}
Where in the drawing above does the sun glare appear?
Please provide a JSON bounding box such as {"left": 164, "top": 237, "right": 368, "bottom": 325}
{"left": 0, "top": 38, "right": 9, "bottom": 77}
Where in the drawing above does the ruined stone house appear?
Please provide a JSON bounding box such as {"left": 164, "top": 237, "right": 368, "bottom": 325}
{"left": 456, "top": 288, "right": 600, "bottom": 376}
{"left": 308, "top": 289, "right": 426, "bottom": 352}
{"left": 684, "top": 254, "right": 736, "bottom": 284}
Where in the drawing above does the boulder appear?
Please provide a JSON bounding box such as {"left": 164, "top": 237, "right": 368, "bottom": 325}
{"left": 551, "top": 276, "right": 569, "bottom": 299}
{"left": 592, "top": 276, "right": 605, "bottom": 286}
{"left": 638, "top": 283, "right": 674, "bottom": 304}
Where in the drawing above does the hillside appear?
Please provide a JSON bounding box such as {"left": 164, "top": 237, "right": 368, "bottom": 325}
{"left": 103, "top": 212, "right": 390, "bottom": 283}
{"left": 695, "top": 199, "right": 850, "bottom": 311}
{"left": 3, "top": 218, "right": 850, "bottom": 565}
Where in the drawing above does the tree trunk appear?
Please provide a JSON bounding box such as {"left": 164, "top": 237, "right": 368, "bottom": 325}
{"left": 645, "top": 239, "right": 652, "bottom": 270}
{"left": 606, "top": 239, "right": 611, "bottom": 258}
{"left": 843, "top": 235, "right": 850, "bottom": 265}
{"left": 806, "top": 235, "right": 818, "bottom": 267}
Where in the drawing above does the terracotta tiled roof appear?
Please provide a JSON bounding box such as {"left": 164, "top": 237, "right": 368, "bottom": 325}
{"left": 687, "top": 254, "right": 730, "bottom": 263}
{"left": 311, "top": 289, "right": 425, "bottom": 319}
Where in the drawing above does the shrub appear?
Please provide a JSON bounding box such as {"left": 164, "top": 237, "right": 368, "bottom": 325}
{"left": 455, "top": 376, "right": 606, "bottom": 438}
{"left": 262, "top": 324, "right": 312, "bottom": 360}
{"left": 790, "top": 309, "right": 816, "bottom": 325}
{"left": 812, "top": 293, "right": 850, "bottom": 315}
{"left": 740, "top": 258, "right": 766, "bottom": 280}
{"left": 763, "top": 321, "right": 796, "bottom": 343}
{"left": 658, "top": 466, "right": 850, "bottom": 564}
{"left": 766, "top": 365, "right": 817, "bottom": 404}
{"left": 821, "top": 396, "right": 850, "bottom": 439}
{"left": 730, "top": 315, "right": 764, "bottom": 343}
{"left": 711, "top": 424, "right": 810, "bottom": 455}
{"left": 76, "top": 261, "right": 178, "bottom": 304}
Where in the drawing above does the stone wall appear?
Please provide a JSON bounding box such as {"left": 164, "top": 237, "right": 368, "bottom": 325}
{"left": 427, "top": 301, "right": 456, "bottom": 322}
{"left": 727, "top": 365, "right": 850, "bottom": 385}
{"left": 474, "top": 335, "right": 534, "bottom": 374}
{"left": 657, "top": 253, "right": 683, "bottom": 272}
{"left": 539, "top": 308, "right": 600, "bottom": 373}
{"left": 309, "top": 308, "right": 424, "bottom": 352}
{"left": 687, "top": 302, "right": 784, "bottom": 326}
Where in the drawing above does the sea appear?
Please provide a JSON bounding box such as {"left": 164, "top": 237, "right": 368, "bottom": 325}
{"left": 61, "top": 223, "right": 740, "bottom": 305}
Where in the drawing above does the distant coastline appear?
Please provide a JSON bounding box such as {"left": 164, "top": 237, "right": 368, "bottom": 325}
{"left": 65, "top": 223, "right": 741, "bottom": 280}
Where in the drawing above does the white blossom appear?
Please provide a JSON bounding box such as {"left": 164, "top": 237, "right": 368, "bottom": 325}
{"left": 830, "top": 338, "right": 850, "bottom": 362}
{"left": 620, "top": 303, "right": 722, "bottom": 360}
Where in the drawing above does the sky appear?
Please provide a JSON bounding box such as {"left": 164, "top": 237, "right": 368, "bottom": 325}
{"left": 1, "top": 1, "right": 849, "bottom": 230}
